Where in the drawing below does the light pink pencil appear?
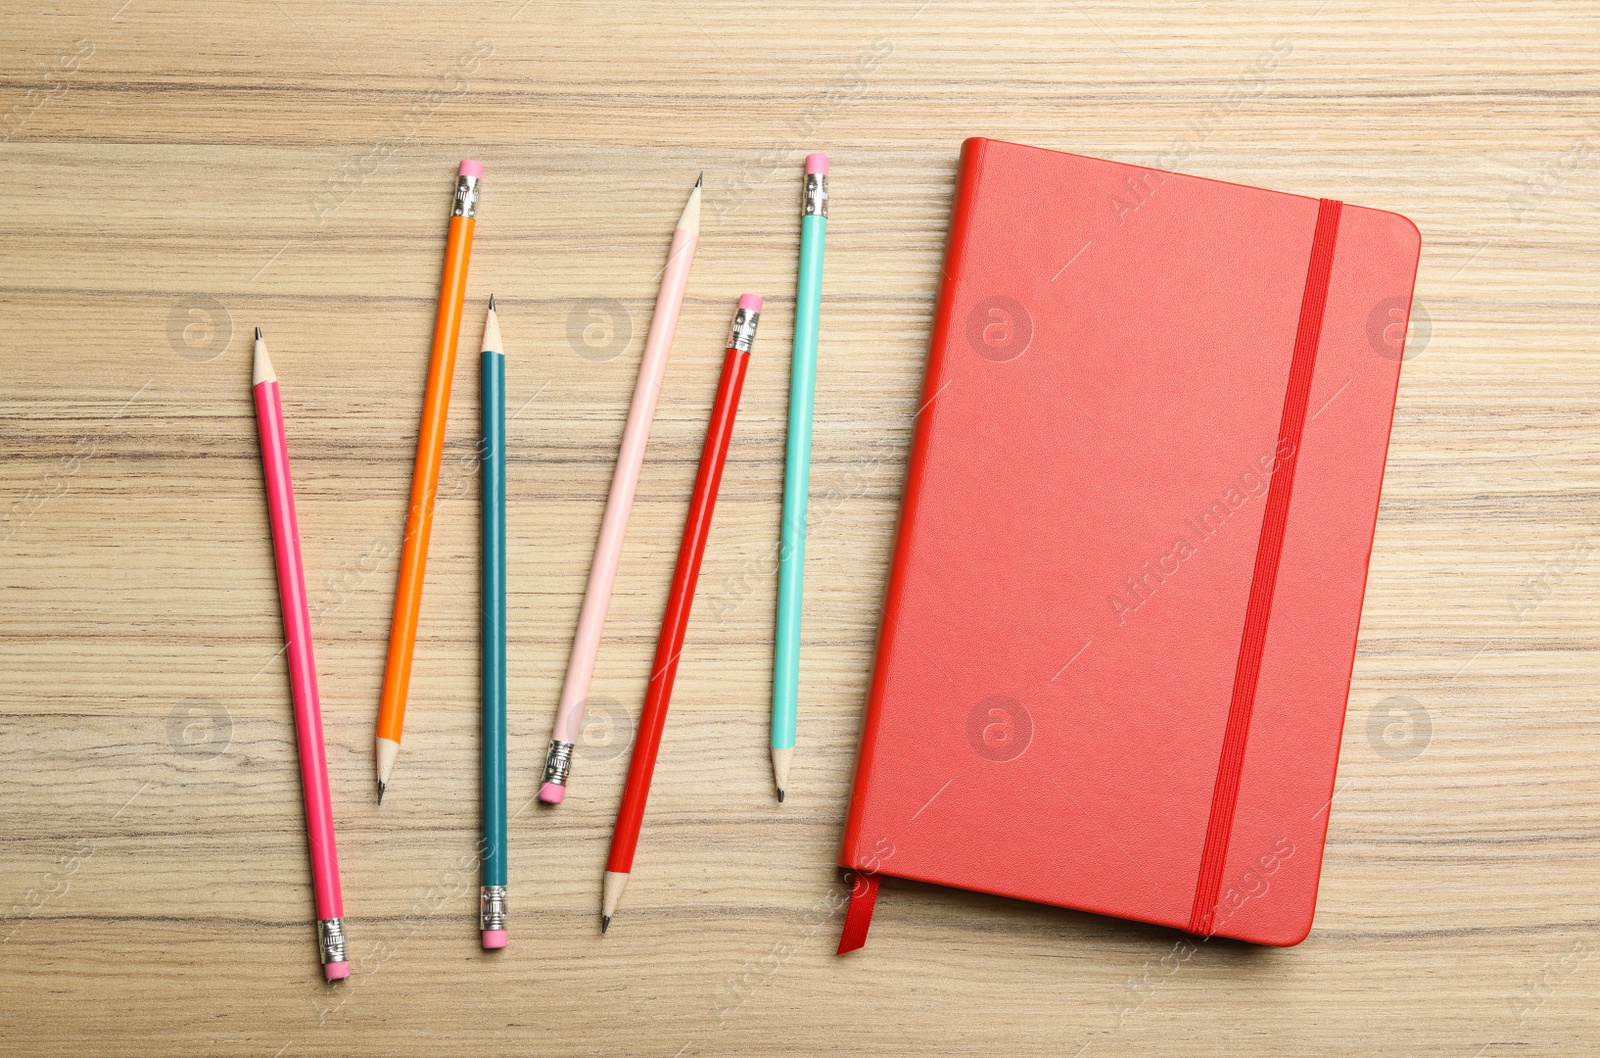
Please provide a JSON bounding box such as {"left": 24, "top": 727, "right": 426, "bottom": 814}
{"left": 539, "top": 174, "right": 702, "bottom": 805}
{"left": 252, "top": 328, "right": 348, "bottom": 981}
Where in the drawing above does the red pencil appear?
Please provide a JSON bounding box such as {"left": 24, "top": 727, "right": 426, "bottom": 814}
{"left": 601, "top": 295, "right": 762, "bottom": 932}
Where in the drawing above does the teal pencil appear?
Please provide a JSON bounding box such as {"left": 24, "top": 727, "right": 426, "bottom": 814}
{"left": 772, "top": 154, "right": 828, "bottom": 802}
{"left": 479, "top": 297, "right": 508, "bottom": 949}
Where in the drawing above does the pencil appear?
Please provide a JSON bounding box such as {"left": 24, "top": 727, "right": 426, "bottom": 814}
{"left": 251, "top": 328, "right": 348, "bottom": 982}
{"left": 479, "top": 296, "right": 509, "bottom": 949}
{"left": 603, "top": 296, "right": 762, "bottom": 932}
{"left": 539, "top": 173, "right": 703, "bottom": 805}
{"left": 376, "top": 159, "right": 482, "bottom": 802}
{"left": 772, "top": 154, "right": 828, "bottom": 802}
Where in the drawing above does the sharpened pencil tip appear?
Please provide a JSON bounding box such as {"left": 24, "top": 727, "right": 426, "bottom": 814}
{"left": 377, "top": 781, "right": 386, "bottom": 805}
{"left": 488, "top": 293, "right": 496, "bottom": 312}
{"left": 777, "top": 787, "right": 785, "bottom": 803}
{"left": 601, "top": 915, "right": 610, "bottom": 934}
{"left": 695, "top": 171, "right": 703, "bottom": 188}
{"left": 252, "top": 330, "right": 276, "bottom": 385}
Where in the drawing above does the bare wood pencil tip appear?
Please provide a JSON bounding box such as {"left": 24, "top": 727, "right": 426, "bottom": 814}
{"left": 771, "top": 747, "right": 793, "bottom": 803}
{"left": 251, "top": 329, "right": 276, "bottom": 385}
{"left": 376, "top": 737, "right": 400, "bottom": 793}
{"left": 678, "top": 176, "right": 702, "bottom": 234}
{"left": 602, "top": 871, "right": 629, "bottom": 926}
{"left": 481, "top": 297, "right": 504, "bottom": 354}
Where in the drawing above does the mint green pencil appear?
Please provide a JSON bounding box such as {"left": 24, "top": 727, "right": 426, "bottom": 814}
{"left": 772, "top": 153, "right": 828, "bottom": 802}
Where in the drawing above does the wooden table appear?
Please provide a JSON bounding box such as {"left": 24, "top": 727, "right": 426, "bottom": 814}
{"left": 3, "top": 2, "right": 1597, "bottom": 1054}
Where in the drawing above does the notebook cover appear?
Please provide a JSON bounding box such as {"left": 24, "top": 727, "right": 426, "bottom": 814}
{"left": 837, "top": 138, "right": 1421, "bottom": 949}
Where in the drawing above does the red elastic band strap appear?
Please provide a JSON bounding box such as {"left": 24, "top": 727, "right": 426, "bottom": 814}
{"left": 1189, "top": 199, "right": 1343, "bottom": 936}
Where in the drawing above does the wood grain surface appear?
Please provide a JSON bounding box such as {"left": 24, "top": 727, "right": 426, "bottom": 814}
{"left": 3, "top": 1, "right": 1598, "bottom": 1055}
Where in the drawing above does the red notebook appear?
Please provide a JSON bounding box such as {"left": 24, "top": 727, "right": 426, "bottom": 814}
{"left": 837, "top": 138, "right": 1421, "bottom": 951}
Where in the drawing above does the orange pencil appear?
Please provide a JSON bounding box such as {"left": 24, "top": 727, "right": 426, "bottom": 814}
{"left": 375, "top": 159, "right": 482, "bottom": 801}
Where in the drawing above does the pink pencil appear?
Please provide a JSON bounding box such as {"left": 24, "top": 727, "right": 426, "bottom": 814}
{"left": 539, "top": 173, "right": 703, "bottom": 804}
{"left": 252, "top": 328, "right": 348, "bottom": 981}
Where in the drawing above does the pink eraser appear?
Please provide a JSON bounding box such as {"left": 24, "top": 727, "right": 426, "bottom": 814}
{"left": 324, "top": 961, "right": 350, "bottom": 981}
{"left": 805, "top": 153, "right": 828, "bottom": 175}
{"left": 482, "top": 929, "right": 509, "bottom": 950}
{"left": 538, "top": 782, "right": 565, "bottom": 805}
{"left": 459, "top": 159, "right": 483, "bottom": 178}
{"left": 738, "top": 294, "right": 763, "bottom": 312}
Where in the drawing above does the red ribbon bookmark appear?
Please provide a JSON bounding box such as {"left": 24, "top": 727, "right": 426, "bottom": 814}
{"left": 837, "top": 871, "right": 880, "bottom": 954}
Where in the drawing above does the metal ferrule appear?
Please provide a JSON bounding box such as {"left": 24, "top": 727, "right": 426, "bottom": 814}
{"left": 452, "top": 174, "right": 480, "bottom": 218}
{"left": 728, "top": 307, "right": 761, "bottom": 353}
{"left": 481, "top": 886, "right": 508, "bottom": 931}
{"left": 318, "top": 917, "right": 347, "bottom": 964}
{"left": 541, "top": 739, "right": 574, "bottom": 787}
{"left": 803, "top": 173, "right": 828, "bottom": 218}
